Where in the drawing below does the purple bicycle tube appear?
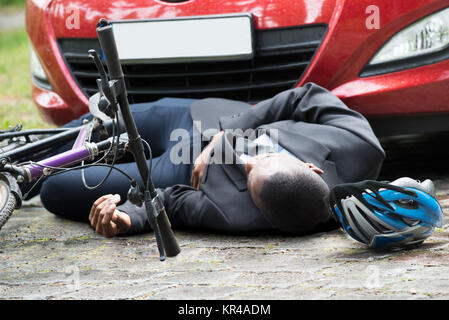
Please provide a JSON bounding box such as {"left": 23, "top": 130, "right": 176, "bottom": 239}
{"left": 72, "top": 124, "right": 89, "bottom": 150}
{"left": 26, "top": 145, "right": 94, "bottom": 180}
{"left": 24, "top": 125, "right": 97, "bottom": 181}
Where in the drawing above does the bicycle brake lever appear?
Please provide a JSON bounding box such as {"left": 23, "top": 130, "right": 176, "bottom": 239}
{"left": 88, "top": 49, "right": 119, "bottom": 119}
{"left": 88, "top": 49, "right": 109, "bottom": 90}
{"left": 88, "top": 92, "right": 109, "bottom": 122}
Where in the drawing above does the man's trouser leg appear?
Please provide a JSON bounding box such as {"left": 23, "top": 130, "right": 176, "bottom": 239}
{"left": 38, "top": 98, "right": 198, "bottom": 221}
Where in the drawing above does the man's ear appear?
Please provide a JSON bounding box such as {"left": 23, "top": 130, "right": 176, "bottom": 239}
{"left": 306, "top": 163, "right": 324, "bottom": 175}
{"left": 245, "top": 160, "right": 256, "bottom": 175}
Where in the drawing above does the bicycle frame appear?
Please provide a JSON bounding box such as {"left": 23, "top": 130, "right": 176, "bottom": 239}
{"left": 0, "top": 17, "right": 181, "bottom": 261}
{"left": 1, "top": 127, "right": 82, "bottom": 163}
{"left": 0, "top": 120, "right": 113, "bottom": 183}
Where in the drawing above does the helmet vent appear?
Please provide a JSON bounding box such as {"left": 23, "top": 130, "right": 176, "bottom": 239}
{"left": 357, "top": 206, "right": 391, "bottom": 233}
{"left": 401, "top": 217, "right": 420, "bottom": 227}
{"left": 394, "top": 199, "right": 419, "bottom": 210}
{"left": 348, "top": 207, "right": 370, "bottom": 242}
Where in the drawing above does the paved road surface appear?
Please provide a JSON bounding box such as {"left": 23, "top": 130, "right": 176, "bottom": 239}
{"left": 1, "top": 132, "right": 449, "bottom": 300}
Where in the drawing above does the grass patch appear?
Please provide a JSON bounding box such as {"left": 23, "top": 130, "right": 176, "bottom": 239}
{"left": 0, "top": 27, "right": 51, "bottom": 129}
{"left": 0, "top": 0, "right": 25, "bottom": 10}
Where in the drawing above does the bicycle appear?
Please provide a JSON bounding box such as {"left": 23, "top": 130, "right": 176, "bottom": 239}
{"left": 0, "top": 18, "right": 180, "bottom": 261}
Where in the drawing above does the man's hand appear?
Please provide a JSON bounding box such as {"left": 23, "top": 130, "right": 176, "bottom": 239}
{"left": 191, "top": 145, "right": 213, "bottom": 190}
{"left": 191, "top": 131, "right": 224, "bottom": 189}
{"left": 89, "top": 194, "right": 131, "bottom": 238}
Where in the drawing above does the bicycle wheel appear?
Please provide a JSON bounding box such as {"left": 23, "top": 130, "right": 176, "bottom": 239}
{"left": 0, "top": 174, "right": 18, "bottom": 230}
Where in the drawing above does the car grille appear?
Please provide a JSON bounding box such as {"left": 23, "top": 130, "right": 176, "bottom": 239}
{"left": 59, "top": 24, "right": 326, "bottom": 104}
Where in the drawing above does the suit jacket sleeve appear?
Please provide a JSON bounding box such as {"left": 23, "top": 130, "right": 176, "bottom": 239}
{"left": 219, "top": 82, "right": 384, "bottom": 155}
{"left": 117, "top": 186, "right": 238, "bottom": 234}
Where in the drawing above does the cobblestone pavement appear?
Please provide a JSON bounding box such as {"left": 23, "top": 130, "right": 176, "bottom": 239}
{"left": 1, "top": 132, "right": 449, "bottom": 300}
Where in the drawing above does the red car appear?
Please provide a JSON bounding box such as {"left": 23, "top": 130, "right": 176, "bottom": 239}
{"left": 26, "top": 0, "right": 449, "bottom": 136}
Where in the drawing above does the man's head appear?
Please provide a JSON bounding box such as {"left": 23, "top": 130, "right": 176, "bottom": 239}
{"left": 246, "top": 153, "right": 330, "bottom": 233}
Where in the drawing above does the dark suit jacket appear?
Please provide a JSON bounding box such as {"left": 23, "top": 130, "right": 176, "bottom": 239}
{"left": 121, "top": 83, "right": 385, "bottom": 235}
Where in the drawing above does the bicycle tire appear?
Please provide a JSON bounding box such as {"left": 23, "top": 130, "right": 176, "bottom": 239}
{"left": 0, "top": 176, "right": 19, "bottom": 230}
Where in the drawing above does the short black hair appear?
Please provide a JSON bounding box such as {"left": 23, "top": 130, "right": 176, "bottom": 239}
{"left": 256, "top": 168, "right": 330, "bottom": 234}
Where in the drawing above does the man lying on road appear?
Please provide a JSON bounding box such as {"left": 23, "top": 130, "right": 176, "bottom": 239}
{"left": 36, "top": 82, "right": 385, "bottom": 237}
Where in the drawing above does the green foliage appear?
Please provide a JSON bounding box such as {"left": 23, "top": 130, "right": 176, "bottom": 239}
{"left": 0, "top": 27, "right": 52, "bottom": 129}
{"left": 0, "top": 28, "right": 30, "bottom": 97}
{"left": 0, "top": 0, "right": 26, "bottom": 8}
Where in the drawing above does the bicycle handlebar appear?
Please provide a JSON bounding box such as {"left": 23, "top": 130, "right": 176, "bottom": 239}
{"left": 96, "top": 19, "right": 181, "bottom": 259}
{"left": 97, "top": 19, "right": 124, "bottom": 81}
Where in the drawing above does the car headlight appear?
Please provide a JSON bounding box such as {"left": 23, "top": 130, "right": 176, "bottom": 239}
{"left": 369, "top": 7, "right": 449, "bottom": 65}
{"left": 30, "top": 45, "right": 52, "bottom": 89}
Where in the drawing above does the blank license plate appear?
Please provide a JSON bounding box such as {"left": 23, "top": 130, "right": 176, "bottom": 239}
{"left": 111, "top": 14, "right": 254, "bottom": 63}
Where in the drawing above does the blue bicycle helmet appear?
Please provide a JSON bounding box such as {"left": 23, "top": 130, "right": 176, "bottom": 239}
{"left": 329, "top": 178, "right": 443, "bottom": 249}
